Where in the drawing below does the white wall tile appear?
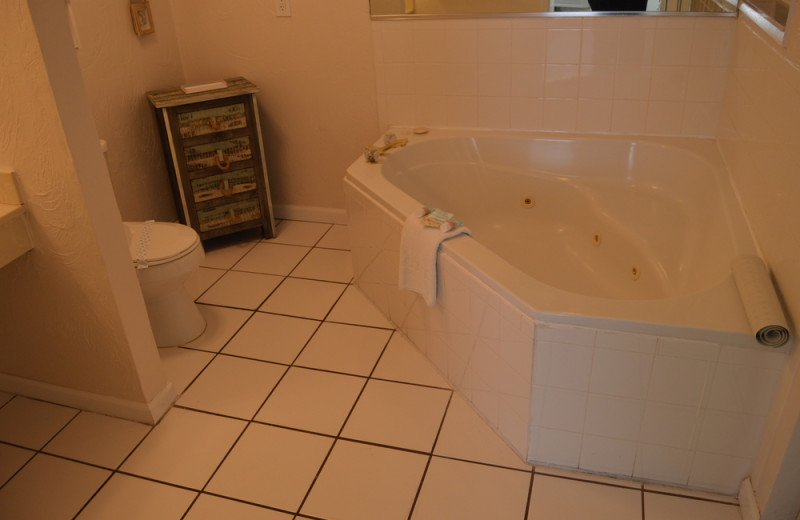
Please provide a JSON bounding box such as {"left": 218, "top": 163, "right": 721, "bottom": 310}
{"left": 645, "top": 101, "right": 685, "bottom": 135}
{"left": 707, "top": 363, "right": 781, "bottom": 416}
{"left": 577, "top": 99, "right": 613, "bottom": 133}
{"left": 590, "top": 348, "right": 653, "bottom": 399}
{"left": 512, "top": 63, "right": 546, "bottom": 97}
{"left": 509, "top": 97, "right": 543, "bottom": 130}
{"left": 657, "top": 337, "right": 719, "bottom": 361}
{"left": 595, "top": 331, "right": 658, "bottom": 353}
{"left": 614, "top": 65, "right": 652, "bottom": 100}
{"left": 580, "top": 435, "right": 637, "bottom": 476}
{"left": 445, "top": 29, "right": 479, "bottom": 63}
{"left": 647, "top": 355, "right": 710, "bottom": 407}
{"left": 617, "top": 29, "right": 656, "bottom": 65}
{"left": 584, "top": 395, "right": 645, "bottom": 441}
{"left": 529, "top": 427, "right": 582, "bottom": 467}
{"left": 639, "top": 402, "right": 698, "bottom": 449}
{"left": 478, "top": 97, "right": 511, "bottom": 128}
{"left": 478, "top": 64, "right": 512, "bottom": 96}
{"left": 533, "top": 340, "right": 594, "bottom": 390}
{"left": 579, "top": 65, "right": 616, "bottom": 99}
{"left": 478, "top": 29, "right": 512, "bottom": 63}
{"left": 634, "top": 444, "right": 692, "bottom": 485}
{"left": 545, "top": 64, "right": 580, "bottom": 98}
{"left": 695, "top": 410, "right": 765, "bottom": 457}
{"left": 532, "top": 386, "right": 588, "bottom": 432}
{"left": 542, "top": 99, "right": 578, "bottom": 131}
{"left": 581, "top": 30, "right": 619, "bottom": 65}
{"left": 511, "top": 28, "right": 547, "bottom": 64}
{"left": 546, "top": 30, "right": 582, "bottom": 64}
{"left": 688, "top": 452, "right": 751, "bottom": 495}
{"left": 611, "top": 100, "right": 649, "bottom": 133}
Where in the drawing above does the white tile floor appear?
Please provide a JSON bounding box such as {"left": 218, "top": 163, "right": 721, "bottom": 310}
{"left": 0, "top": 220, "right": 745, "bottom": 519}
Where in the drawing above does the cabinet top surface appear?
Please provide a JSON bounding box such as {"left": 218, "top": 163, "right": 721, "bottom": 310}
{"left": 147, "top": 77, "right": 258, "bottom": 108}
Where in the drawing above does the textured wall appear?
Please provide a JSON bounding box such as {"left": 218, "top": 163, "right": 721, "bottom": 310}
{"left": 0, "top": 0, "right": 152, "bottom": 403}
{"left": 718, "top": 13, "right": 800, "bottom": 516}
{"left": 71, "top": 0, "right": 184, "bottom": 222}
{"left": 168, "top": 0, "right": 380, "bottom": 212}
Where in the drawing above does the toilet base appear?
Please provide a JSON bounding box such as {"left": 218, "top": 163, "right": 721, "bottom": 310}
{"left": 144, "top": 287, "right": 206, "bottom": 347}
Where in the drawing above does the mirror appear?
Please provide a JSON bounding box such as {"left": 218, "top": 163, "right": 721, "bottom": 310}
{"left": 370, "top": 0, "right": 737, "bottom": 16}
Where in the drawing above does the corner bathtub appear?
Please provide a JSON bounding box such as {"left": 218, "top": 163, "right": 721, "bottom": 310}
{"left": 343, "top": 128, "right": 786, "bottom": 495}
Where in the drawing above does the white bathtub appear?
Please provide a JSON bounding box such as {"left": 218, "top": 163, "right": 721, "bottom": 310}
{"left": 344, "top": 128, "right": 787, "bottom": 494}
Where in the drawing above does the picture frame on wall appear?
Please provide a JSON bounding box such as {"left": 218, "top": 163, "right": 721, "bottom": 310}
{"left": 130, "top": 1, "right": 155, "bottom": 36}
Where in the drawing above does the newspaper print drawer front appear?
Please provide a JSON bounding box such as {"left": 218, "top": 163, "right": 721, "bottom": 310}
{"left": 178, "top": 103, "right": 247, "bottom": 139}
{"left": 185, "top": 137, "right": 252, "bottom": 171}
{"left": 197, "top": 199, "right": 262, "bottom": 232}
{"left": 191, "top": 168, "right": 258, "bottom": 203}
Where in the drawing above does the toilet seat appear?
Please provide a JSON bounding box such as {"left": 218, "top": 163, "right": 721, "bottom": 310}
{"left": 124, "top": 221, "right": 201, "bottom": 267}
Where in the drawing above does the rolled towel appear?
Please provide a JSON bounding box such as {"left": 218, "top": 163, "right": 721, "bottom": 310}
{"left": 731, "top": 255, "right": 790, "bottom": 347}
{"left": 399, "top": 210, "right": 470, "bottom": 306}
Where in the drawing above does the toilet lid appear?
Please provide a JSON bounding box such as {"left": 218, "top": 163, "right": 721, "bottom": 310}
{"left": 124, "top": 221, "right": 200, "bottom": 267}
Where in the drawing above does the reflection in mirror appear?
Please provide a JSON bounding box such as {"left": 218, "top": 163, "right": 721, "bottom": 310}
{"left": 743, "top": 0, "right": 791, "bottom": 29}
{"left": 370, "top": 0, "right": 737, "bottom": 16}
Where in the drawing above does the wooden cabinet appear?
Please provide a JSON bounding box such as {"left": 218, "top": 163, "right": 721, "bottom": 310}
{"left": 147, "top": 77, "right": 276, "bottom": 240}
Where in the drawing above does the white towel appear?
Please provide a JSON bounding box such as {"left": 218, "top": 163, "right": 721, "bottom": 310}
{"left": 399, "top": 213, "right": 470, "bottom": 306}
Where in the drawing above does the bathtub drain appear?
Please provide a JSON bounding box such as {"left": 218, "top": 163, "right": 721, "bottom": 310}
{"left": 521, "top": 196, "right": 535, "bottom": 208}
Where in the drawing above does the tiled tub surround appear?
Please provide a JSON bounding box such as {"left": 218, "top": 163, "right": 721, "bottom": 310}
{"left": 372, "top": 16, "right": 735, "bottom": 136}
{"left": 344, "top": 138, "right": 787, "bottom": 495}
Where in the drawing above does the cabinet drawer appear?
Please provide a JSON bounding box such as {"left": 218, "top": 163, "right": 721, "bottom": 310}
{"left": 178, "top": 103, "right": 247, "bottom": 139}
{"left": 184, "top": 136, "right": 252, "bottom": 171}
{"left": 191, "top": 168, "right": 258, "bottom": 203}
{"left": 196, "top": 198, "right": 262, "bottom": 232}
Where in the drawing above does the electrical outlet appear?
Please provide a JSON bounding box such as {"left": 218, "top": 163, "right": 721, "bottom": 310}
{"left": 275, "top": 0, "right": 291, "bottom": 17}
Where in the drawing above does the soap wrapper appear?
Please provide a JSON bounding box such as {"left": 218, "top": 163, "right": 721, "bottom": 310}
{"left": 416, "top": 206, "right": 462, "bottom": 232}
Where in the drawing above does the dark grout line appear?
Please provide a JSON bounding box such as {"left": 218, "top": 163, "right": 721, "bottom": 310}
{"left": 524, "top": 471, "right": 536, "bottom": 520}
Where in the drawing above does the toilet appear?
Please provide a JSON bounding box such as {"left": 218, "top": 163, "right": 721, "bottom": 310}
{"left": 123, "top": 220, "right": 206, "bottom": 347}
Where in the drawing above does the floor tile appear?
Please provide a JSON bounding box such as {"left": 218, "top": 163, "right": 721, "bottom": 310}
{"left": 412, "top": 457, "right": 531, "bottom": 520}
{"left": 317, "top": 224, "right": 350, "bottom": 250}
{"left": 76, "top": 473, "right": 196, "bottom": 519}
{"left": 270, "top": 220, "right": 331, "bottom": 246}
{"left": 185, "top": 305, "right": 252, "bottom": 352}
{"left": 185, "top": 494, "right": 293, "bottom": 519}
{"left": 644, "top": 492, "right": 741, "bottom": 520}
{"left": 255, "top": 367, "right": 366, "bottom": 435}
{"left": 120, "top": 408, "right": 246, "bottom": 489}
{"left": 206, "top": 423, "right": 333, "bottom": 512}
{"left": 528, "top": 474, "right": 643, "bottom": 520}
{"left": 0, "top": 454, "right": 110, "bottom": 520}
{"left": 201, "top": 236, "right": 259, "bottom": 269}
{"left": 0, "top": 396, "right": 78, "bottom": 449}
{"left": 44, "top": 411, "right": 151, "bottom": 468}
{"left": 341, "top": 379, "right": 451, "bottom": 452}
{"left": 159, "top": 348, "right": 215, "bottom": 395}
{"left": 291, "top": 248, "right": 353, "bottom": 282}
{"left": 0, "top": 443, "right": 34, "bottom": 486}
{"left": 259, "top": 277, "right": 346, "bottom": 320}
{"left": 197, "top": 271, "right": 282, "bottom": 309}
{"left": 177, "top": 355, "right": 285, "bottom": 419}
{"left": 295, "top": 322, "right": 392, "bottom": 376}
{"left": 435, "top": 393, "right": 530, "bottom": 470}
{"left": 373, "top": 332, "right": 451, "bottom": 388}
{"left": 233, "top": 242, "right": 310, "bottom": 276}
{"left": 185, "top": 267, "right": 225, "bottom": 301}
{"left": 301, "top": 440, "right": 428, "bottom": 520}
{"left": 326, "top": 285, "right": 394, "bottom": 328}
{"left": 222, "top": 312, "right": 319, "bottom": 364}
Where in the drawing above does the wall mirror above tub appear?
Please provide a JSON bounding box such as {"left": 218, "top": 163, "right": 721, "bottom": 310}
{"left": 370, "top": 0, "right": 737, "bottom": 16}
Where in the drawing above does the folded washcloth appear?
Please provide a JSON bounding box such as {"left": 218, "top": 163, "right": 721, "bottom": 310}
{"left": 399, "top": 211, "right": 470, "bottom": 306}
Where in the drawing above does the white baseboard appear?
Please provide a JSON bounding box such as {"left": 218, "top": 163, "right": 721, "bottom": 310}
{"left": 739, "top": 478, "right": 761, "bottom": 520}
{"left": 0, "top": 373, "right": 176, "bottom": 425}
{"left": 273, "top": 204, "right": 348, "bottom": 225}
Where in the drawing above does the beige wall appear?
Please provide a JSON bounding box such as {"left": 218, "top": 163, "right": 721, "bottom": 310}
{"left": 71, "top": 0, "right": 184, "bottom": 222}
{"left": 718, "top": 11, "right": 800, "bottom": 518}
{"left": 168, "top": 0, "right": 380, "bottom": 213}
{"left": 0, "top": 0, "right": 168, "bottom": 420}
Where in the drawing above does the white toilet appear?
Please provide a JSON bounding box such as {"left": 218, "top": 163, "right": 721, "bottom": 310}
{"left": 123, "top": 221, "right": 206, "bottom": 347}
